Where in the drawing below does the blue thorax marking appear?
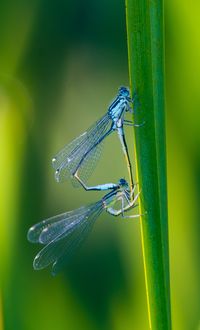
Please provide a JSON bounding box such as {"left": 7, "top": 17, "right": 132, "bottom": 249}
{"left": 108, "top": 96, "right": 128, "bottom": 122}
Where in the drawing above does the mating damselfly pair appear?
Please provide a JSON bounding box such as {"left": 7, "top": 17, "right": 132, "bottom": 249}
{"left": 27, "top": 86, "right": 142, "bottom": 275}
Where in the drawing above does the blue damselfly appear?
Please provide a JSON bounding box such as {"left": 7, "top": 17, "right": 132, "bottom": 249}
{"left": 27, "top": 179, "right": 140, "bottom": 275}
{"left": 52, "top": 87, "right": 138, "bottom": 192}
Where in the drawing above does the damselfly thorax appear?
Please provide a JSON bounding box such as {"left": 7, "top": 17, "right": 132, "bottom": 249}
{"left": 108, "top": 96, "right": 130, "bottom": 129}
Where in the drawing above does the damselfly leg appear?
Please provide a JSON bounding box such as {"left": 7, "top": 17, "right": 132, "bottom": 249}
{"left": 106, "top": 188, "right": 142, "bottom": 218}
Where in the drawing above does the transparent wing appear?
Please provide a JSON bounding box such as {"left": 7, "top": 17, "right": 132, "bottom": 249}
{"left": 51, "top": 215, "right": 97, "bottom": 275}
{"left": 52, "top": 113, "right": 112, "bottom": 184}
{"left": 71, "top": 142, "right": 102, "bottom": 188}
{"left": 32, "top": 202, "right": 103, "bottom": 273}
{"left": 27, "top": 210, "right": 86, "bottom": 243}
{"left": 39, "top": 206, "right": 91, "bottom": 244}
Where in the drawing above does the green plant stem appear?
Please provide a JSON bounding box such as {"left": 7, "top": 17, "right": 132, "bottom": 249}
{"left": 125, "top": 0, "right": 171, "bottom": 329}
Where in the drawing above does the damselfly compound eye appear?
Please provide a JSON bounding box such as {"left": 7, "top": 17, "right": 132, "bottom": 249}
{"left": 118, "top": 86, "right": 130, "bottom": 97}
{"left": 119, "top": 178, "right": 129, "bottom": 188}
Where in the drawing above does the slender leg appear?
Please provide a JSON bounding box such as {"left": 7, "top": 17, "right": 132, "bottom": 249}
{"left": 124, "top": 120, "right": 145, "bottom": 127}
{"left": 107, "top": 190, "right": 141, "bottom": 217}
{"left": 122, "top": 184, "right": 138, "bottom": 205}
{"left": 123, "top": 189, "right": 141, "bottom": 210}
{"left": 121, "top": 189, "right": 146, "bottom": 219}
{"left": 117, "top": 195, "right": 139, "bottom": 219}
{"left": 107, "top": 200, "right": 141, "bottom": 218}
{"left": 106, "top": 196, "right": 125, "bottom": 217}
{"left": 122, "top": 213, "right": 141, "bottom": 219}
{"left": 124, "top": 120, "right": 133, "bottom": 124}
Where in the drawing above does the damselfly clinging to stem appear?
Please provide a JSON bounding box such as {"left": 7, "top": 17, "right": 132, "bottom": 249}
{"left": 27, "top": 179, "right": 141, "bottom": 275}
{"left": 52, "top": 87, "right": 138, "bottom": 193}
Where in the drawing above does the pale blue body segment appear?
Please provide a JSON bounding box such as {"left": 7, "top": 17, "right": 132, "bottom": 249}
{"left": 52, "top": 87, "right": 136, "bottom": 191}
{"left": 27, "top": 179, "right": 140, "bottom": 275}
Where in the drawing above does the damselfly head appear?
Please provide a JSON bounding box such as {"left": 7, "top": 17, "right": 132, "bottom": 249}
{"left": 118, "top": 86, "right": 130, "bottom": 98}
{"left": 118, "top": 178, "right": 129, "bottom": 189}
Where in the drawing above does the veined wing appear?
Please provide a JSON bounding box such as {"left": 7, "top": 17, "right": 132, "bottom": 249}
{"left": 27, "top": 206, "right": 87, "bottom": 244}
{"left": 52, "top": 113, "right": 112, "bottom": 184}
{"left": 39, "top": 205, "right": 94, "bottom": 245}
{"left": 32, "top": 201, "right": 103, "bottom": 273}
{"left": 51, "top": 209, "right": 101, "bottom": 275}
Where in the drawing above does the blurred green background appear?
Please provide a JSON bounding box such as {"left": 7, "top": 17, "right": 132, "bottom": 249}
{"left": 0, "top": 1, "right": 200, "bottom": 329}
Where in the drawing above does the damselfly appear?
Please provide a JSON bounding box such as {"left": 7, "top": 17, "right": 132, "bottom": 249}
{"left": 27, "top": 179, "right": 140, "bottom": 275}
{"left": 52, "top": 87, "right": 138, "bottom": 192}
